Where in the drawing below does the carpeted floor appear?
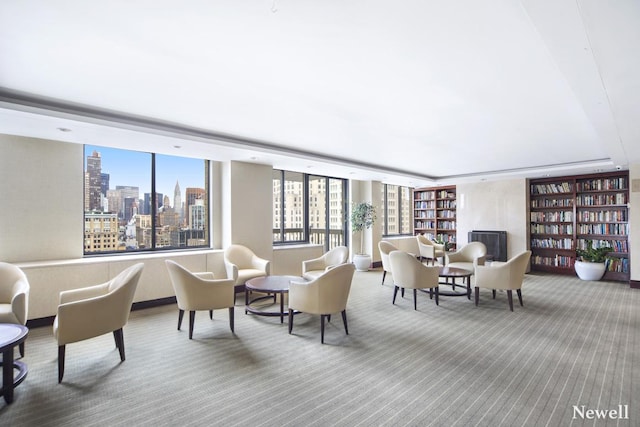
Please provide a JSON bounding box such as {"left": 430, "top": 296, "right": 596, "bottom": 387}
{"left": 2, "top": 268, "right": 638, "bottom": 426}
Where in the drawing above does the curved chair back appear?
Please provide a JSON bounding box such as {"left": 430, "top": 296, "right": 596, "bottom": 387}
{"left": 0, "top": 262, "right": 30, "bottom": 325}
{"left": 224, "top": 244, "right": 257, "bottom": 269}
{"left": 378, "top": 241, "right": 398, "bottom": 272}
{"left": 457, "top": 242, "right": 487, "bottom": 261}
{"left": 323, "top": 246, "right": 349, "bottom": 266}
{"left": 389, "top": 250, "right": 439, "bottom": 290}
{"left": 165, "top": 260, "right": 234, "bottom": 310}
{"left": 289, "top": 263, "right": 356, "bottom": 315}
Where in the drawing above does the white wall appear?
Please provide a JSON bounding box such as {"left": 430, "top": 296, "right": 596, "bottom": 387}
{"left": 0, "top": 135, "right": 83, "bottom": 262}
{"left": 456, "top": 179, "right": 529, "bottom": 259}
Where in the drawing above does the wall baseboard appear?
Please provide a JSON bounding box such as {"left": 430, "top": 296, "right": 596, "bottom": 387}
{"left": 630, "top": 280, "right": 640, "bottom": 289}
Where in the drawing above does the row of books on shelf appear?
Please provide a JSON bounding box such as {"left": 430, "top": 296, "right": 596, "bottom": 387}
{"left": 532, "top": 255, "right": 572, "bottom": 268}
{"left": 530, "top": 224, "right": 573, "bottom": 235}
{"left": 415, "top": 191, "right": 436, "bottom": 200}
{"left": 578, "top": 210, "right": 627, "bottom": 222}
{"left": 415, "top": 221, "right": 435, "bottom": 229}
{"left": 576, "top": 239, "right": 628, "bottom": 253}
{"left": 438, "top": 190, "right": 455, "bottom": 199}
{"left": 415, "top": 211, "right": 436, "bottom": 219}
{"left": 531, "top": 182, "right": 572, "bottom": 195}
{"left": 530, "top": 198, "right": 574, "bottom": 208}
{"left": 576, "top": 223, "right": 628, "bottom": 235}
{"left": 437, "top": 200, "right": 456, "bottom": 209}
{"left": 438, "top": 210, "right": 456, "bottom": 218}
{"left": 415, "top": 201, "right": 436, "bottom": 209}
{"left": 438, "top": 221, "right": 456, "bottom": 229}
{"left": 531, "top": 238, "right": 573, "bottom": 249}
{"left": 530, "top": 211, "right": 573, "bottom": 222}
{"left": 576, "top": 177, "right": 627, "bottom": 192}
{"left": 576, "top": 193, "right": 627, "bottom": 206}
{"left": 531, "top": 255, "right": 629, "bottom": 273}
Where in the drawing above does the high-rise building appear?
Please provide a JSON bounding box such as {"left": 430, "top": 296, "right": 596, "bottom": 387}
{"left": 100, "top": 173, "right": 110, "bottom": 197}
{"left": 85, "top": 150, "right": 102, "bottom": 211}
{"left": 174, "top": 180, "right": 182, "bottom": 225}
{"left": 189, "top": 199, "right": 205, "bottom": 230}
{"left": 84, "top": 212, "right": 119, "bottom": 252}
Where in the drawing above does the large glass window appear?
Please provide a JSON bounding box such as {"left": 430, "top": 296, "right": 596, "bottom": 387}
{"left": 274, "top": 170, "right": 347, "bottom": 250}
{"left": 382, "top": 184, "right": 412, "bottom": 236}
{"left": 84, "top": 145, "right": 209, "bottom": 254}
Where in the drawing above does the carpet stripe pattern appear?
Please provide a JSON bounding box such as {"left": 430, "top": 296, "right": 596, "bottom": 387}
{"left": 2, "top": 269, "right": 639, "bottom": 426}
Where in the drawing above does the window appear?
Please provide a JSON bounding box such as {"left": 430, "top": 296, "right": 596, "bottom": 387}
{"left": 273, "top": 170, "right": 348, "bottom": 250}
{"left": 84, "top": 145, "right": 209, "bottom": 254}
{"left": 382, "top": 184, "right": 412, "bottom": 236}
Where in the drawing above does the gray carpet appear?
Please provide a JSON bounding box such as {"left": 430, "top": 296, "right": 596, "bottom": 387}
{"left": 2, "top": 269, "right": 639, "bottom": 426}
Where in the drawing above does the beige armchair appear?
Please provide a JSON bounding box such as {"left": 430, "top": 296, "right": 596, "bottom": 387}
{"left": 445, "top": 241, "right": 487, "bottom": 273}
{"left": 474, "top": 251, "right": 531, "bottom": 311}
{"left": 302, "top": 246, "right": 349, "bottom": 281}
{"left": 288, "top": 263, "right": 355, "bottom": 344}
{"left": 378, "top": 241, "right": 398, "bottom": 285}
{"left": 416, "top": 234, "right": 445, "bottom": 265}
{"left": 165, "top": 260, "right": 235, "bottom": 339}
{"left": 389, "top": 250, "right": 440, "bottom": 309}
{"left": 224, "top": 244, "right": 271, "bottom": 293}
{"left": 53, "top": 263, "right": 144, "bottom": 383}
{"left": 0, "top": 262, "right": 30, "bottom": 357}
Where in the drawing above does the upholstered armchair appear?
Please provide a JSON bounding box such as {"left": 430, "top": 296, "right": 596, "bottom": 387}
{"left": 0, "top": 262, "right": 30, "bottom": 357}
{"left": 474, "top": 251, "right": 531, "bottom": 311}
{"left": 224, "top": 244, "right": 270, "bottom": 293}
{"left": 445, "top": 242, "right": 487, "bottom": 273}
{"left": 165, "top": 260, "right": 235, "bottom": 339}
{"left": 378, "top": 241, "right": 398, "bottom": 285}
{"left": 302, "top": 246, "right": 349, "bottom": 281}
{"left": 53, "top": 263, "right": 144, "bottom": 383}
{"left": 416, "top": 234, "right": 445, "bottom": 265}
{"left": 389, "top": 250, "right": 440, "bottom": 310}
{"left": 288, "top": 263, "right": 356, "bottom": 344}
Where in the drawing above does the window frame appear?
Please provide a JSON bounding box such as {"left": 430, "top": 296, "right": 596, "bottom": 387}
{"left": 382, "top": 183, "right": 413, "bottom": 237}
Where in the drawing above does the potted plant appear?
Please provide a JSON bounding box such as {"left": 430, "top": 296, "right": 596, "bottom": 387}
{"left": 574, "top": 240, "right": 612, "bottom": 281}
{"left": 350, "top": 202, "right": 377, "bottom": 271}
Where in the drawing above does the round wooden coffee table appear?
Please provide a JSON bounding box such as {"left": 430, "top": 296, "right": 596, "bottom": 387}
{"left": 0, "top": 324, "right": 29, "bottom": 404}
{"left": 438, "top": 266, "right": 473, "bottom": 299}
{"left": 245, "top": 275, "right": 305, "bottom": 323}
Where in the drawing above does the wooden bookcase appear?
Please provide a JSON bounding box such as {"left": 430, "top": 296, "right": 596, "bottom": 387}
{"left": 529, "top": 171, "right": 629, "bottom": 281}
{"left": 413, "top": 186, "right": 457, "bottom": 250}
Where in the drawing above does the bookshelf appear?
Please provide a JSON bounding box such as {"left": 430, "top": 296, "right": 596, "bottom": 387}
{"left": 529, "top": 171, "right": 629, "bottom": 281}
{"left": 413, "top": 186, "right": 456, "bottom": 250}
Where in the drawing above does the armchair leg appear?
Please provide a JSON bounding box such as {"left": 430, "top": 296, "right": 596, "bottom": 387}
{"left": 19, "top": 342, "right": 25, "bottom": 358}
{"left": 177, "top": 309, "right": 184, "bottom": 330}
{"left": 492, "top": 289, "right": 496, "bottom": 299}
{"left": 114, "top": 328, "right": 125, "bottom": 361}
{"left": 229, "top": 307, "right": 235, "bottom": 333}
{"left": 413, "top": 289, "right": 417, "bottom": 311}
{"left": 58, "top": 345, "right": 65, "bottom": 383}
{"left": 320, "top": 315, "right": 326, "bottom": 344}
{"left": 341, "top": 310, "right": 349, "bottom": 335}
{"left": 435, "top": 287, "right": 439, "bottom": 306}
{"left": 210, "top": 310, "right": 213, "bottom": 320}
{"left": 507, "top": 290, "right": 514, "bottom": 312}
{"left": 429, "top": 288, "right": 433, "bottom": 299}
{"left": 189, "top": 311, "right": 196, "bottom": 339}
{"left": 401, "top": 288, "right": 405, "bottom": 298}
{"left": 517, "top": 289, "right": 523, "bottom": 306}
{"left": 382, "top": 270, "right": 386, "bottom": 285}
{"left": 474, "top": 287, "right": 479, "bottom": 306}
{"left": 288, "top": 309, "right": 294, "bottom": 334}
{"left": 393, "top": 286, "right": 399, "bottom": 304}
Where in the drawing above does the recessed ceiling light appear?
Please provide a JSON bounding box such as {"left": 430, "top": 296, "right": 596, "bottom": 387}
{"left": 173, "top": 145, "right": 182, "bottom": 149}
{"left": 57, "top": 127, "right": 71, "bottom": 132}
{"left": 250, "top": 156, "right": 257, "bottom": 160}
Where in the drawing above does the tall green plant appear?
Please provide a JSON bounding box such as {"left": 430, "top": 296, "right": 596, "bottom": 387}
{"left": 350, "top": 202, "right": 377, "bottom": 255}
{"left": 576, "top": 240, "right": 612, "bottom": 263}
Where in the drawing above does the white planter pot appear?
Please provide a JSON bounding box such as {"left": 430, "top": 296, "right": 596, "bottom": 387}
{"left": 574, "top": 260, "right": 606, "bottom": 281}
{"left": 353, "top": 254, "right": 372, "bottom": 272}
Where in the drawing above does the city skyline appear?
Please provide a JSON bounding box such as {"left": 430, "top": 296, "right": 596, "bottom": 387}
{"left": 85, "top": 145, "right": 206, "bottom": 204}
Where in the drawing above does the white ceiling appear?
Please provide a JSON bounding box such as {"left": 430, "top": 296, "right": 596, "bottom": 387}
{"left": 0, "top": 0, "right": 638, "bottom": 187}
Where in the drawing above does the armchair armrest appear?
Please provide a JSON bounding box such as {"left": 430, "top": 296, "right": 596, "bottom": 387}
{"left": 11, "top": 291, "right": 28, "bottom": 325}
{"left": 303, "top": 257, "right": 326, "bottom": 273}
{"left": 445, "top": 251, "right": 464, "bottom": 264}
{"left": 194, "top": 272, "right": 215, "bottom": 280}
{"left": 474, "top": 263, "right": 512, "bottom": 289}
{"left": 56, "top": 291, "right": 124, "bottom": 345}
{"left": 59, "top": 282, "right": 110, "bottom": 305}
{"left": 224, "top": 260, "right": 238, "bottom": 281}
{"left": 251, "top": 255, "right": 270, "bottom": 275}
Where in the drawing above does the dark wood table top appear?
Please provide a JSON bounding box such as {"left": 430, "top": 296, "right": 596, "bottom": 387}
{"left": 245, "top": 275, "right": 305, "bottom": 293}
{"left": 0, "top": 324, "right": 28, "bottom": 352}
{"left": 438, "top": 266, "right": 473, "bottom": 278}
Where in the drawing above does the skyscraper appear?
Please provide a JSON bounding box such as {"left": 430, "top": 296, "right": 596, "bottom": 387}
{"left": 174, "top": 180, "right": 182, "bottom": 225}
{"left": 85, "top": 150, "right": 102, "bottom": 211}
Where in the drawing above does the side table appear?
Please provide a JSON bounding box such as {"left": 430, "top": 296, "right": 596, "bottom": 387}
{"left": 0, "top": 323, "right": 28, "bottom": 404}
